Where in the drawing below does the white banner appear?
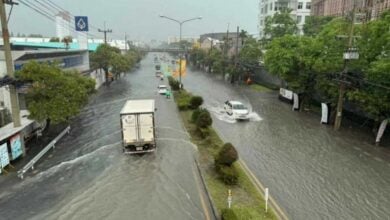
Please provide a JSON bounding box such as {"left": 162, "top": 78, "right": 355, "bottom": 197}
{"left": 376, "top": 119, "right": 388, "bottom": 143}
{"left": 279, "top": 88, "right": 293, "bottom": 101}
{"left": 293, "top": 93, "right": 299, "bottom": 111}
{"left": 0, "top": 143, "right": 10, "bottom": 170}
{"left": 321, "top": 103, "right": 329, "bottom": 124}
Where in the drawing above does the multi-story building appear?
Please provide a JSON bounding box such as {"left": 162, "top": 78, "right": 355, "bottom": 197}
{"left": 312, "top": 0, "right": 390, "bottom": 20}
{"left": 258, "top": 0, "right": 312, "bottom": 38}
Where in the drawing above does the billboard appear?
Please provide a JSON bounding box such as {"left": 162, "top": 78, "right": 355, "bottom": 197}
{"left": 0, "top": 143, "right": 10, "bottom": 173}
{"left": 10, "top": 134, "right": 23, "bottom": 160}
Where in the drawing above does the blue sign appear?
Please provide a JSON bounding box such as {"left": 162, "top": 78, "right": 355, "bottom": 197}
{"left": 75, "top": 16, "right": 89, "bottom": 32}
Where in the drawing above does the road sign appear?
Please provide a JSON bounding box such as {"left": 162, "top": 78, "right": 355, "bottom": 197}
{"left": 75, "top": 16, "right": 89, "bottom": 32}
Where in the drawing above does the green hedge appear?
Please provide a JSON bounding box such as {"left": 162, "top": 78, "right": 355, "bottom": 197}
{"left": 190, "top": 96, "right": 204, "bottom": 109}
{"left": 221, "top": 207, "right": 260, "bottom": 220}
{"left": 175, "top": 90, "right": 193, "bottom": 110}
{"left": 168, "top": 76, "right": 180, "bottom": 90}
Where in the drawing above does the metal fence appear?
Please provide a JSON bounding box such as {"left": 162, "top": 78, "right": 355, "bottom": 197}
{"left": 17, "top": 126, "right": 71, "bottom": 179}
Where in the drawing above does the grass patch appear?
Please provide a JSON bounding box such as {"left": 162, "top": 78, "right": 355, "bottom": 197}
{"left": 178, "top": 108, "right": 276, "bottom": 219}
{"left": 250, "top": 84, "right": 273, "bottom": 93}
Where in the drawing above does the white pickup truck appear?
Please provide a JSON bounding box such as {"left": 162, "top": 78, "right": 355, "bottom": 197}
{"left": 120, "top": 100, "right": 156, "bottom": 154}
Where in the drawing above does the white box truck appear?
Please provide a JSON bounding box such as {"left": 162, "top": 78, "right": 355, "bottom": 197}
{"left": 120, "top": 99, "right": 156, "bottom": 154}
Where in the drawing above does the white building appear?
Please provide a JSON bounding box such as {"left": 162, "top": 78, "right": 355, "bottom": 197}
{"left": 258, "top": 0, "right": 311, "bottom": 38}
{"left": 55, "top": 11, "right": 71, "bottom": 39}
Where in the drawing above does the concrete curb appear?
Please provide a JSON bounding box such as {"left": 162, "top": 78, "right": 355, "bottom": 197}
{"left": 194, "top": 157, "right": 220, "bottom": 220}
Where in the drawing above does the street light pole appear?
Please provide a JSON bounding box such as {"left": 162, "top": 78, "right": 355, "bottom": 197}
{"left": 159, "top": 15, "right": 202, "bottom": 88}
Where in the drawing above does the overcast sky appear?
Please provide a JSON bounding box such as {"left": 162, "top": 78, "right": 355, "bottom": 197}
{"left": 8, "top": 0, "right": 259, "bottom": 42}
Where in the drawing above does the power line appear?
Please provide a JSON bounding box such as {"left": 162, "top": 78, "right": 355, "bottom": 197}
{"left": 20, "top": 0, "right": 99, "bottom": 38}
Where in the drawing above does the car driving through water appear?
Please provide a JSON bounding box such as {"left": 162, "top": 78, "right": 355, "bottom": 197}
{"left": 224, "top": 100, "right": 250, "bottom": 120}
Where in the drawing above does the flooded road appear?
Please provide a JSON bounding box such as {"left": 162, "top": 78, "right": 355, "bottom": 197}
{"left": 182, "top": 67, "right": 390, "bottom": 219}
{"left": 0, "top": 54, "right": 211, "bottom": 220}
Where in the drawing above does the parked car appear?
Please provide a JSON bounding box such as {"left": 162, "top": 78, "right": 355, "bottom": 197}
{"left": 224, "top": 100, "right": 250, "bottom": 120}
{"left": 156, "top": 71, "right": 162, "bottom": 77}
{"left": 158, "top": 85, "right": 167, "bottom": 94}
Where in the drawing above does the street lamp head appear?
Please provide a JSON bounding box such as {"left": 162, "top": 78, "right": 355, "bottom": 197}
{"left": 198, "top": 16, "right": 202, "bottom": 20}
{"left": 159, "top": 15, "right": 165, "bottom": 18}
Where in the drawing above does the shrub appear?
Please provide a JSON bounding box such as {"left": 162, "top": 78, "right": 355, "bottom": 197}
{"left": 190, "top": 96, "right": 203, "bottom": 109}
{"left": 196, "top": 109, "right": 212, "bottom": 128}
{"left": 221, "top": 207, "right": 259, "bottom": 220}
{"left": 217, "top": 165, "right": 239, "bottom": 185}
{"left": 221, "top": 208, "right": 237, "bottom": 220}
{"left": 168, "top": 76, "right": 180, "bottom": 90}
{"left": 198, "top": 127, "right": 210, "bottom": 138}
{"left": 191, "top": 108, "right": 207, "bottom": 123}
{"left": 175, "top": 90, "right": 192, "bottom": 110}
{"left": 215, "top": 143, "right": 238, "bottom": 166}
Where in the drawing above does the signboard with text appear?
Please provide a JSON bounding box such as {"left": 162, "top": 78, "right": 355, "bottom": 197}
{"left": 0, "top": 143, "right": 10, "bottom": 172}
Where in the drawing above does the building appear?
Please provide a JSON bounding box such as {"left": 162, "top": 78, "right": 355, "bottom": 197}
{"left": 55, "top": 11, "right": 71, "bottom": 39}
{"left": 200, "top": 37, "right": 223, "bottom": 51}
{"left": 258, "top": 0, "right": 312, "bottom": 37}
{"left": 312, "top": 0, "right": 390, "bottom": 20}
{"left": 167, "top": 36, "right": 199, "bottom": 44}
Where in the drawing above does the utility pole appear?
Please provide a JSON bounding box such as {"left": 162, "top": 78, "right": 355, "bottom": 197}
{"left": 223, "top": 23, "right": 229, "bottom": 79}
{"left": 235, "top": 26, "right": 239, "bottom": 70}
{"left": 0, "top": 0, "right": 21, "bottom": 127}
{"left": 334, "top": 0, "right": 357, "bottom": 130}
{"left": 98, "top": 23, "right": 112, "bottom": 44}
{"left": 124, "top": 33, "right": 128, "bottom": 51}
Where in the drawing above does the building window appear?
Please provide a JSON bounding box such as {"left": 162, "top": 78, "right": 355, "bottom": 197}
{"left": 298, "top": 2, "right": 303, "bottom": 9}
{"left": 265, "top": 4, "right": 268, "bottom": 13}
{"left": 306, "top": 2, "right": 311, "bottom": 9}
{"left": 297, "top": 15, "right": 302, "bottom": 23}
{"left": 270, "top": 3, "right": 273, "bottom": 11}
{"left": 275, "top": 2, "right": 288, "bottom": 11}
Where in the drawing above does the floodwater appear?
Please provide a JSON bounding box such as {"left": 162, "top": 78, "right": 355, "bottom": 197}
{"left": 0, "top": 54, "right": 211, "bottom": 220}
{"left": 182, "top": 65, "right": 390, "bottom": 219}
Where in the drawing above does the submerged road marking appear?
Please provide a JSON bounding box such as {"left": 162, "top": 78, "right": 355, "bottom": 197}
{"left": 192, "top": 166, "right": 211, "bottom": 220}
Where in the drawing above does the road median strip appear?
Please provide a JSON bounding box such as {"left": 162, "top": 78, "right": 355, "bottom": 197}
{"left": 171, "top": 87, "right": 280, "bottom": 220}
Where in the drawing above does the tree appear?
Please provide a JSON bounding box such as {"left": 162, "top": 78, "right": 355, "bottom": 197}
{"left": 303, "top": 16, "right": 334, "bottom": 36}
{"left": 90, "top": 44, "right": 121, "bottom": 82}
{"left": 205, "top": 49, "right": 223, "bottom": 73}
{"left": 263, "top": 8, "right": 298, "bottom": 39}
{"left": 265, "top": 35, "right": 322, "bottom": 108}
{"left": 348, "top": 11, "right": 390, "bottom": 133}
{"left": 111, "top": 52, "right": 130, "bottom": 79}
{"left": 16, "top": 61, "right": 95, "bottom": 126}
{"left": 312, "top": 18, "right": 352, "bottom": 105}
{"left": 49, "top": 37, "right": 60, "bottom": 42}
{"left": 349, "top": 58, "right": 390, "bottom": 122}
{"left": 239, "top": 38, "right": 262, "bottom": 67}
{"left": 61, "top": 36, "right": 73, "bottom": 43}
{"left": 239, "top": 29, "right": 249, "bottom": 46}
